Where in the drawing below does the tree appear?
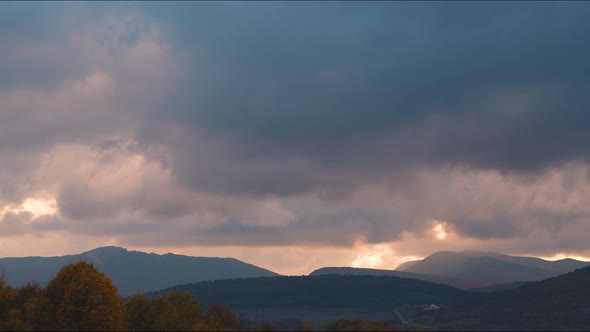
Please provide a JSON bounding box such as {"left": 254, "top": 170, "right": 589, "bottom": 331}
{"left": 124, "top": 294, "right": 156, "bottom": 331}
{"left": 324, "top": 319, "right": 399, "bottom": 331}
{"left": 2, "top": 308, "right": 31, "bottom": 331}
{"left": 45, "top": 261, "right": 124, "bottom": 331}
{"left": 151, "top": 290, "right": 201, "bottom": 331}
{"left": 197, "top": 304, "right": 240, "bottom": 331}
{"left": 299, "top": 323, "right": 315, "bottom": 331}
{"left": 254, "top": 322, "right": 281, "bottom": 331}
{"left": 12, "top": 283, "right": 51, "bottom": 331}
{"left": 0, "top": 271, "right": 16, "bottom": 330}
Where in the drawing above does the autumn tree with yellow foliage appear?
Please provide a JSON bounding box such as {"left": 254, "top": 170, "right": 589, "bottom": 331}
{"left": 45, "top": 261, "right": 124, "bottom": 331}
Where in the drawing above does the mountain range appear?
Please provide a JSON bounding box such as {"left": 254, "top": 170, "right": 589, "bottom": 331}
{"left": 3, "top": 246, "right": 590, "bottom": 329}
{"left": 311, "top": 251, "right": 589, "bottom": 290}
{"left": 395, "top": 250, "right": 589, "bottom": 283}
{"left": 0, "top": 246, "right": 278, "bottom": 296}
{"left": 2, "top": 247, "right": 588, "bottom": 297}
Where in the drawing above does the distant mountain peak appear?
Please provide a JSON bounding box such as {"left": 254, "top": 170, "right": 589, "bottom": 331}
{"left": 82, "top": 246, "right": 128, "bottom": 254}
{"left": 458, "top": 250, "right": 504, "bottom": 256}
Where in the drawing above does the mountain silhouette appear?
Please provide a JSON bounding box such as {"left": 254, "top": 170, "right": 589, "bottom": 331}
{"left": 0, "top": 246, "right": 279, "bottom": 296}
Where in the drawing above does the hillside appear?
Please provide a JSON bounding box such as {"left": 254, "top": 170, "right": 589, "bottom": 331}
{"left": 147, "top": 274, "right": 476, "bottom": 328}
{"left": 396, "top": 251, "right": 589, "bottom": 283}
{"left": 145, "top": 266, "right": 590, "bottom": 330}
{"left": 469, "top": 281, "right": 532, "bottom": 293}
{"left": 310, "top": 267, "right": 498, "bottom": 289}
{"left": 473, "top": 266, "right": 590, "bottom": 330}
{"left": 483, "top": 266, "right": 590, "bottom": 312}
{"left": 409, "top": 266, "right": 590, "bottom": 330}
{"left": 395, "top": 260, "right": 419, "bottom": 271}
{"left": 150, "top": 274, "right": 473, "bottom": 307}
{"left": 0, "top": 246, "right": 279, "bottom": 296}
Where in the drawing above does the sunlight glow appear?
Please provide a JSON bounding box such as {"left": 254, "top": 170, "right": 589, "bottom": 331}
{"left": 352, "top": 243, "right": 393, "bottom": 268}
{"left": 0, "top": 197, "right": 58, "bottom": 220}
{"left": 433, "top": 221, "right": 448, "bottom": 240}
{"left": 538, "top": 253, "right": 590, "bottom": 262}
{"left": 351, "top": 241, "right": 425, "bottom": 271}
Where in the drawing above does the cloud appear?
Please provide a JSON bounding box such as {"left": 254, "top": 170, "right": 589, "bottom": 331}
{"left": 121, "top": 2, "right": 590, "bottom": 198}
{"left": 1, "top": 2, "right": 590, "bottom": 274}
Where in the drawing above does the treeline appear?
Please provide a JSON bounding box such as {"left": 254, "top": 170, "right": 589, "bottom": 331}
{"left": 0, "top": 261, "right": 274, "bottom": 331}
{"left": 0, "top": 261, "right": 411, "bottom": 331}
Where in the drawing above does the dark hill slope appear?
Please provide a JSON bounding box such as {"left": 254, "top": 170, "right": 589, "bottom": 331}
{"left": 147, "top": 274, "right": 477, "bottom": 328}
{"left": 149, "top": 274, "right": 475, "bottom": 309}
{"left": 483, "top": 265, "right": 590, "bottom": 312}
{"left": 427, "top": 267, "right": 590, "bottom": 330}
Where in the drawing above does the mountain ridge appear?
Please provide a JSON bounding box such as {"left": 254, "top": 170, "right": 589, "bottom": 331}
{"left": 0, "top": 246, "right": 279, "bottom": 296}
{"left": 395, "top": 250, "right": 590, "bottom": 283}
{"left": 309, "top": 266, "right": 499, "bottom": 289}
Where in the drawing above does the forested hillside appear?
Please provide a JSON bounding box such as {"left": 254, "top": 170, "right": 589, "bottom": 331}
{"left": 150, "top": 274, "right": 474, "bottom": 308}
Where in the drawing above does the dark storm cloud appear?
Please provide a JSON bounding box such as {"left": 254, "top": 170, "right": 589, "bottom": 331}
{"left": 0, "top": 3, "right": 97, "bottom": 90}
{"left": 130, "top": 2, "right": 590, "bottom": 195}
{"left": 0, "top": 3, "right": 66, "bottom": 89}
{"left": 452, "top": 217, "right": 524, "bottom": 240}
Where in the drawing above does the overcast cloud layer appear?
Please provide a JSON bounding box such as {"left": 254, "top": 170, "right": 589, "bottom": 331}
{"left": 1, "top": 2, "right": 590, "bottom": 274}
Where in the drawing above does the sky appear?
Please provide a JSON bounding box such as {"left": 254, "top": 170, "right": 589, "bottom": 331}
{"left": 1, "top": 2, "right": 590, "bottom": 275}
